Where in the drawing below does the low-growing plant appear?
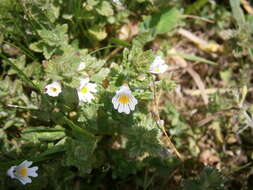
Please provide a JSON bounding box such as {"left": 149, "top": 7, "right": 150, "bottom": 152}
{"left": 1, "top": 0, "right": 252, "bottom": 189}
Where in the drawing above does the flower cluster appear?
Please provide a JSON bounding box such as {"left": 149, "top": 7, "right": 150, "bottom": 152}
{"left": 45, "top": 77, "right": 97, "bottom": 103}
{"left": 6, "top": 56, "right": 168, "bottom": 185}
{"left": 44, "top": 56, "right": 168, "bottom": 115}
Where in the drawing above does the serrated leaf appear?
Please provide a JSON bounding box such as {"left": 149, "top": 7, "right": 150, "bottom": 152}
{"left": 86, "top": 56, "right": 106, "bottom": 71}
{"left": 183, "top": 166, "right": 227, "bottom": 190}
{"left": 7, "top": 55, "right": 26, "bottom": 75}
{"left": 126, "top": 126, "right": 162, "bottom": 157}
{"left": 37, "top": 24, "right": 68, "bottom": 46}
{"left": 88, "top": 25, "right": 107, "bottom": 41}
{"left": 91, "top": 68, "right": 110, "bottom": 83}
{"left": 96, "top": 1, "right": 114, "bottom": 16}
{"left": 87, "top": 0, "right": 99, "bottom": 7}
{"left": 29, "top": 41, "right": 44, "bottom": 52}
{"left": 64, "top": 137, "right": 98, "bottom": 173}
{"left": 43, "top": 44, "right": 56, "bottom": 59}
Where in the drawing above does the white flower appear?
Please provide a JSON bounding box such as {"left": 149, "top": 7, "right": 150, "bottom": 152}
{"left": 45, "top": 81, "right": 62, "bottom": 97}
{"left": 7, "top": 160, "right": 38, "bottom": 185}
{"left": 149, "top": 56, "right": 168, "bottom": 74}
{"left": 77, "top": 61, "right": 86, "bottom": 71}
{"left": 77, "top": 78, "right": 97, "bottom": 103}
{"left": 112, "top": 86, "right": 138, "bottom": 114}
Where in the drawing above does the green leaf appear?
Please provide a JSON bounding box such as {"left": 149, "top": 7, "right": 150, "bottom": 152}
{"left": 7, "top": 55, "right": 26, "bottom": 75}
{"left": 229, "top": 0, "right": 245, "bottom": 28}
{"left": 110, "top": 150, "right": 140, "bottom": 179}
{"left": 124, "top": 115, "right": 162, "bottom": 157}
{"left": 59, "top": 85, "right": 79, "bottom": 111}
{"left": 37, "top": 24, "right": 68, "bottom": 46}
{"left": 29, "top": 41, "right": 45, "bottom": 53}
{"left": 155, "top": 8, "right": 181, "bottom": 34}
{"left": 88, "top": 25, "right": 108, "bottom": 41}
{"left": 64, "top": 137, "right": 99, "bottom": 173}
{"left": 86, "top": 56, "right": 106, "bottom": 72}
{"left": 87, "top": 0, "right": 99, "bottom": 7}
{"left": 96, "top": 1, "right": 114, "bottom": 16}
{"left": 183, "top": 166, "right": 227, "bottom": 190}
{"left": 220, "top": 69, "right": 233, "bottom": 86}
{"left": 43, "top": 44, "right": 56, "bottom": 59}
{"left": 91, "top": 68, "right": 110, "bottom": 83}
{"left": 39, "top": 144, "right": 67, "bottom": 158}
{"left": 140, "top": 7, "right": 181, "bottom": 35}
{"left": 185, "top": 0, "right": 209, "bottom": 14}
{"left": 46, "top": 3, "right": 60, "bottom": 23}
{"left": 126, "top": 126, "right": 162, "bottom": 157}
{"left": 21, "top": 126, "right": 66, "bottom": 142}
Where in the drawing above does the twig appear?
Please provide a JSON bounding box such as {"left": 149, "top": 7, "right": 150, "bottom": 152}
{"left": 184, "top": 88, "right": 231, "bottom": 96}
{"left": 178, "top": 28, "right": 222, "bottom": 53}
{"left": 104, "top": 47, "right": 123, "bottom": 61}
{"left": 151, "top": 77, "right": 184, "bottom": 160}
{"left": 182, "top": 14, "right": 214, "bottom": 23}
{"left": 241, "top": 0, "right": 253, "bottom": 14}
{"left": 186, "top": 67, "right": 209, "bottom": 105}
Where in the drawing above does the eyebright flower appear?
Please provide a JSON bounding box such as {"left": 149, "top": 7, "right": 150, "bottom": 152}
{"left": 7, "top": 160, "right": 38, "bottom": 185}
{"left": 112, "top": 85, "right": 138, "bottom": 114}
{"left": 77, "top": 78, "right": 97, "bottom": 103}
{"left": 45, "top": 81, "right": 62, "bottom": 97}
{"left": 149, "top": 56, "right": 168, "bottom": 74}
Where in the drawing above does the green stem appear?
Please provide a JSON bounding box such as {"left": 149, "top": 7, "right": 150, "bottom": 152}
{"left": 61, "top": 115, "right": 95, "bottom": 138}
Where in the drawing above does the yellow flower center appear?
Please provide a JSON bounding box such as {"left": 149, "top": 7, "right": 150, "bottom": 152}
{"left": 51, "top": 87, "right": 58, "bottom": 92}
{"left": 81, "top": 86, "right": 88, "bottom": 94}
{"left": 154, "top": 67, "right": 160, "bottom": 73}
{"left": 18, "top": 168, "right": 28, "bottom": 177}
{"left": 118, "top": 94, "right": 130, "bottom": 104}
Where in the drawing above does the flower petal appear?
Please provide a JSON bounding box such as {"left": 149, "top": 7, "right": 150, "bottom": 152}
{"left": 130, "top": 96, "right": 137, "bottom": 105}
{"left": 79, "top": 78, "right": 90, "bottom": 89}
{"left": 7, "top": 166, "right": 16, "bottom": 178}
{"left": 77, "top": 92, "right": 85, "bottom": 102}
{"left": 123, "top": 104, "right": 130, "bottom": 114}
{"left": 112, "top": 95, "right": 120, "bottom": 109}
{"left": 85, "top": 92, "right": 94, "bottom": 103}
{"left": 18, "top": 177, "right": 32, "bottom": 185}
{"left": 118, "top": 103, "right": 124, "bottom": 113}
{"left": 19, "top": 160, "right": 33, "bottom": 168}
{"left": 129, "top": 100, "right": 135, "bottom": 111}
{"left": 28, "top": 167, "right": 38, "bottom": 177}
{"left": 118, "top": 86, "right": 131, "bottom": 94}
{"left": 87, "top": 83, "right": 97, "bottom": 92}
